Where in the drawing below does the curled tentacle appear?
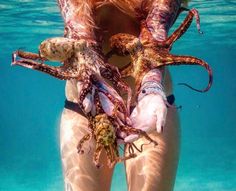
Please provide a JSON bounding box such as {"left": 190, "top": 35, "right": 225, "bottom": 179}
{"left": 99, "top": 64, "right": 132, "bottom": 114}
{"left": 119, "top": 126, "right": 158, "bottom": 146}
{"left": 128, "top": 142, "right": 144, "bottom": 153}
{"left": 128, "top": 143, "right": 135, "bottom": 155}
{"left": 126, "top": 142, "right": 149, "bottom": 156}
{"left": 77, "top": 133, "right": 91, "bottom": 154}
{"left": 165, "top": 8, "right": 203, "bottom": 48}
{"left": 161, "top": 55, "right": 213, "bottom": 92}
{"left": 129, "top": 128, "right": 158, "bottom": 146}
{"left": 171, "top": 6, "right": 190, "bottom": 27}
{"left": 128, "top": 141, "right": 152, "bottom": 153}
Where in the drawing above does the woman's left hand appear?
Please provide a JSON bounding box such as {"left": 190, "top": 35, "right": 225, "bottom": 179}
{"left": 124, "top": 93, "right": 167, "bottom": 143}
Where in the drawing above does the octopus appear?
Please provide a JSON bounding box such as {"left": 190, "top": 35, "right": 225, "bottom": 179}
{"left": 11, "top": 37, "right": 158, "bottom": 169}
{"left": 108, "top": 8, "right": 213, "bottom": 97}
{"left": 12, "top": 37, "right": 132, "bottom": 115}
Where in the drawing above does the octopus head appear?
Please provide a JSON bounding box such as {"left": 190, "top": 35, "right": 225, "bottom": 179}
{"left": 39, "top": 37, "right": 75, "bottom": 62}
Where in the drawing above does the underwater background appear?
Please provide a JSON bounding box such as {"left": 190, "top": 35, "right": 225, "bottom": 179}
{"left": 0, "top": 0, "right": 235, "bottom": 190}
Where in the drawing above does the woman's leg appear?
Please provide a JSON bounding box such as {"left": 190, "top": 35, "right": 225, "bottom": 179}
{"left": 122, "top": 0, "right": 181, "bottom": 190}
{"left": 60, "top": 108, "right": 114, "bottom": 191}
{"left": 125, "top": 107, "right": 180, "bottom": 191}
{"left": 57, "top": 0, "right": 116, "bottom": 189}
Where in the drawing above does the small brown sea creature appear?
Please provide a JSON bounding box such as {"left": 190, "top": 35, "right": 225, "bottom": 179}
{"left": 77, "top": 113, "right": 135, "bottom": 168}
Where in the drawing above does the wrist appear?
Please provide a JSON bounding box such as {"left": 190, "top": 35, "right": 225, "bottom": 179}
{"left": 138, "top": 69, "right": 167, "bottom": 102}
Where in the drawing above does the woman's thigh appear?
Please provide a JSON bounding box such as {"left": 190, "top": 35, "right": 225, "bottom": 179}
{"left": 125, "top": 108, "right": 180, "bottom": 191}
{"left": 60, "top": 109, "right": 114, "bottom": 191}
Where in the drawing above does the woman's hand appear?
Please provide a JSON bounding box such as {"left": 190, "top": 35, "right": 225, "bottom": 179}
{"left": 123, "top": 69, "right": 167, "bottom": 143}
{"left": 124, "top": 93, "right": 167, "bottom": 143}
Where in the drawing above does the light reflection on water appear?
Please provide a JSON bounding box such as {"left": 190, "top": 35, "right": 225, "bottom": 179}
{"left": 0, "top": 1, "right": 235, "bottom": 190}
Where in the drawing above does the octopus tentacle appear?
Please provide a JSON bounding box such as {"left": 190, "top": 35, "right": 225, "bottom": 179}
{"left": 104, "top": 146, "right": 114, "bottom": 167}
{"left": 126, "top": 142, "right": 152, "bottom": 154}
{"left": 110, "top": 144, "right": 116, "bottom": 162}
{"left": 165, "top": 8, "right": 202, "bottom": 48}
{"left": 130, "top": 143, "right": 142, "bottom": 153}
{"left": 120, "top": 126, "right": 158, "bottom": 146}
{"left": 129, "top": 128, "right": 158, "bottom": 146}
{"left": 171, "top": 6, "right": 190, "bottom": 27}
{"left": 140, "top": 20, "right": 163, "bottom": 46}
{"left": 99, "top": 65, "right": 132, "bottom": 114}
{"left": 78, "top": 76, "right": 93, "bottom": 111}
{"left": 13, "top": 50, "right": 47, "bottom": 62}
{"left": 93, "top": 144, "right": 103, "bottom": 168}
{"left": 12, "top": 59, "right": 79, "bottom": 80}
{"left": 107, "top": 143, "right": 130, "bottom": 169}
{"left": 161, "top": 54, "right": 213, "bottom": 92}
{"left": 125, "top": 142, "right": 149, "bottom": 156}
{"left": 125, "top": 143, "right": 135, "bottom": 155}
{"left": 111, "top": 141, "right": 119, "bottom": 158}
{"left": 113, "top": 153, "right": 136, "bottom": 166}
{"left": 116, "top": 81, "right": 132, "bottom": 115}
{"left": 98, "top": 89, "right": 127, "bottom": 120}
{"left": 77, "top": 133, "right": 91, "bottom": 154}
{"left": 144, "top": 0, "right": 181, "bottom": 42}
{"left": 127, "top": 143, "right": 135, "bottom": 155}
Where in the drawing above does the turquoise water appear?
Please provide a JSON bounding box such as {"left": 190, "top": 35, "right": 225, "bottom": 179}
{"left": 0, "top": 0, "right": 235, "bottom": 190}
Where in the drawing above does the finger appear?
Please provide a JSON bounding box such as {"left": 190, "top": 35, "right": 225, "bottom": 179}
{"left": 82, "top": 93, "right": 93, "bottom": 113}
{"left": 117, "top": 139, "right": 125, "bottom": 144}
{"left": 124, "top": 134, "right": 140, "bottom": 143}
{"left": 126, "top": 117, "right": 132, "bottom": 126}
{"left": 98, "top": 92, "right": 115, "bottom": 116}
{"left": 156, "top": 103, "right": 167, "bottom": 133}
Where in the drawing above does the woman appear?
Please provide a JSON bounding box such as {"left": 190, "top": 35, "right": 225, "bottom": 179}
{"left": 59, "top": 0, "right": 183, "bottom": 190}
